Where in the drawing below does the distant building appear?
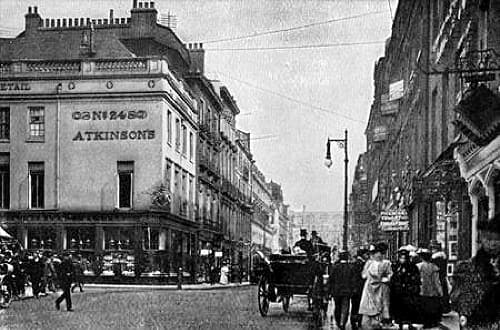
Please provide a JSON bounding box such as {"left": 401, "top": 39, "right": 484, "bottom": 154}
{"left": 289, "top": 211, "right": 343, "bottom": 249}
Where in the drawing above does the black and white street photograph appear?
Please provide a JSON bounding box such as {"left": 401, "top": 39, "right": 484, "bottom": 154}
{"left": 0, "top": 0, "right": 500, "bottom": 329}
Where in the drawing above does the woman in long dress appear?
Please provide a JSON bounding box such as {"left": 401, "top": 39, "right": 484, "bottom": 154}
{"left": 359, "top": 243, "right": 392, "bottom": 329}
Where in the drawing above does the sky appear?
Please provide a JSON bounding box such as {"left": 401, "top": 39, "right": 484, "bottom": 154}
{"left": 0, "top": 0, "right": 398, "bottom": 212}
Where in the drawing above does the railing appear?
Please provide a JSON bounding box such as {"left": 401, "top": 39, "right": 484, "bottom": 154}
{"left": 26, "top": 60, "right": 81, "bottom": 72}
{"left": 94, "top": 59, "right": 148, "bottom": 72}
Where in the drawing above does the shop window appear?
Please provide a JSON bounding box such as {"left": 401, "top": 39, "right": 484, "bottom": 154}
{"left": 29, "top": 107, "right": 45, "bottom": 138}
{"left": 167, "top": 110, "right": 172, "bottom": 145}
{"left": 143, "top": 227, "right": 159, "bottom": 250}
{"left": 67, "top": 227, "right": 95, "bottom": 250}
{"left": 0, "top": 107, "right": 9, "bottom": 140}
{"left": 104, "top": 227, "right": 135, "bottom": 250}
{"left": 117, "top": 161, "right": 133, "bottom": 209}
{"left": 28, "top": 227, "right": 56, "bottom": 250}
{"left": 0, "top": 161, "right": 9, "bottom": 209}
{"left": 28, "top": 162, "right": 44, "bottom": 209}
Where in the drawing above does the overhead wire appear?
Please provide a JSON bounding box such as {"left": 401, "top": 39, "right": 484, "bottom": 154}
{"left": 201, "top": 10, "right": 388, "bottom": 44}
{"left": 215, "top": 71, "right": 366, "bottom": 125}
{"left": 205, "top": 41, "right": 385, "bottom": 52}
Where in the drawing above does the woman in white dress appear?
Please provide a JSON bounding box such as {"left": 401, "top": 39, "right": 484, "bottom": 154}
{"left": 359, "top": 243, "right": 392, "bottom": 329}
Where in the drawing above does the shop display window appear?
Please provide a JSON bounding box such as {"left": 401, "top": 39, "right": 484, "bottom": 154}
{"left": 28, "top": 227, "right": 56, "bottom": 250}
{"left": 67, "top": 227, "right": 94, "bottom": 250}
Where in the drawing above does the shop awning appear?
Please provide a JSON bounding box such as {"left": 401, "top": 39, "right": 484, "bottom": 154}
{"left": 454, "top": 84, "right": 500, "bottom": 146}
{"left": 0, "top": 226, "right": 12, "bottom": 239}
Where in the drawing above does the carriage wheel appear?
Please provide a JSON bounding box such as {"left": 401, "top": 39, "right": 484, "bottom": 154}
{"left": 282, "top": 295, "right": 290, "bottom": 313}
{"left": 257, "top": 278, "right": 270, "bottom": 317}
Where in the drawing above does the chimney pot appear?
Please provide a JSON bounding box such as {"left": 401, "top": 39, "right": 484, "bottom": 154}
{"left": 139, "top": 2, "right": 143, "bottom": 8}
{"left": 115, "top": 18, "right": 120, "bottom": 24}
{"left": 81, "top": 18, "right": 85, "bottom": 26}
{"left": 69, "top": 18, "right": 73, "bottom": 27}
{"left": 62, "top": 18, "right": 67, "bottom": 27}
{"left": 200, "top": 43, "right": 203, "bottom": 49}
{"left": 87, "top": 18, "right": 91, "bottom": 26}
{"left": 74, "top": 18, "right": 78, "bottom": 26}
{"left": 28, "top": 7, "right": 32, "bottom": 14}
{"left": 45, "top": 18, "right": 49, "bottom": 27}
{"left": 34, "top": 6, "right": 38, "bottom": 14}
{"left": 57, "top": 19, "right": 61, "bottom": 27}
{"left": 110, "top": 9, "right": 114, "bottom": 22}
{"left": 133, "top": 0, "right": 137, "bottom": 8}
{"left": 121, "top": 18, "right": 126, "bottom": 24}
{"left": 150, "top": 2, "right": 154, "bottom": 8}
{"left": 144, "top": 2, "right": 149, "bottom": 8}
{"left": 97, "top": 19, "right": 102, "bottom": 25}
{"left": 104, "top": 19, "right": 108, "bottom": 25}
{"left": 51, "top": 19, "right": 55, "bottom": 27}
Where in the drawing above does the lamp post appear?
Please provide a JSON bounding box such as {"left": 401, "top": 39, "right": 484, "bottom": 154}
{"left": 324, "top": 129, "right": 349, "bottom": 250}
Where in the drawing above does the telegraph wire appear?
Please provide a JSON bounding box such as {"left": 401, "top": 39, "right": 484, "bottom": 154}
{"left": 205, "top": 41, "right": 386, "bottom": 52}
{"left": 215, "top": 71, "right": 366, "bottom": 125}
{"left": 201, "top": 10, "right": 388, "bottom": 44}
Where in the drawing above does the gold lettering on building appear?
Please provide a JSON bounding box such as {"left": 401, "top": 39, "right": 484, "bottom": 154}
{"left": 0, "top": 82, "right": 31, "bottom": 91}
{"left": 72, "top": 130, "right": 155, "bottom": 141}
{"left": 72, "top": 110, "right": 147, "bottom": 120}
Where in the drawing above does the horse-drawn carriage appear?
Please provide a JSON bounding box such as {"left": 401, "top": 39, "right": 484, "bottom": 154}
{"left": 257, "top": 245, "right": 331, "bottom": 326}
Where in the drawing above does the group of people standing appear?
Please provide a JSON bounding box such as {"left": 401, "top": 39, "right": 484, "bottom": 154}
{"left": 0, "top": 245, "right": 85, "bottom": 311}
{"left": 327, "top": 241, "right": 450, "bottom": 330}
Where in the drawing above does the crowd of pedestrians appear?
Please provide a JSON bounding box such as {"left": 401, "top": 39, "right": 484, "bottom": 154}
{"left": 327, "top": 241, "right": 452, "bottom": 330}
{"left": 0, "top": 243, "right": 84, "bottom": 311}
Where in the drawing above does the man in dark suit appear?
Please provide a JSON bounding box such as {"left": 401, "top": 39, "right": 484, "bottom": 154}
{"left": 328, "top": 250, "right": 355, "bottom": 330}
{"left": 55, "top": 253, "right": 74, "bottom": 312}
{"left": 294, "top": 229, "right": 313, "bottom": 256}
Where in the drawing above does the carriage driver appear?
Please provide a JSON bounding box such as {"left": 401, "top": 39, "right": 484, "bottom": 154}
{"left": 293, "top": 229, "right": 313, "bottom": 255}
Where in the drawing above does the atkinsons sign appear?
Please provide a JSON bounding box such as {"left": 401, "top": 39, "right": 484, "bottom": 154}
{"left": 71, "top": 110, "right": 156, "bottom": 141}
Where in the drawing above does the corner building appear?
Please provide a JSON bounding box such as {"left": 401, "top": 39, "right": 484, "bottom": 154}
{"left": 0, "top": 3, "right": 200, "bottom": 282}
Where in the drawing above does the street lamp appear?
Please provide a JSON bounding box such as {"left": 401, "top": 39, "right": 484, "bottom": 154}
{"left": 324, "top": 129, "right": 349, "bottom": 250}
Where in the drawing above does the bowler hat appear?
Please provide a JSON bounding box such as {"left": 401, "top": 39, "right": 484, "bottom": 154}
{"left": 300, "top": 229, "right": 308, "bottom": 236}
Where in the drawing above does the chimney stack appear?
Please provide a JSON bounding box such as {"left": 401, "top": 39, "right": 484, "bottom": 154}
{"left": 130, "top": 0, "right": 158, "bottom": 32}
{"left": 25, "top": 6, "right": 42, "bottom": 32}
{"left": 110, "top": 9, "right": 114, "bottom": 23}
{"left": 188, "top": 42, "right": 205, "bottom": 74}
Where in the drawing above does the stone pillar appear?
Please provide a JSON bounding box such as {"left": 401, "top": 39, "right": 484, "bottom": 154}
{"left": 470, "top": 193, "right": 479, "bottom": 256}
{"left": 60, "top": 227, "right": 67, "bottom": 251}
{"left": 159, "top": 229, "right": 167, "bottom": 250}
{"left": 488, "top": 183, "right": 496, "bottom": 219}
{"left": 21, "top": 227, "right": 28, "bottom": 250}
{"left": 95, "top": 226, "right": 104, "bottom": 252}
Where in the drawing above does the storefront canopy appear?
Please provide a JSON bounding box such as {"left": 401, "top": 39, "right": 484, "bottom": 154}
{"left": 454, "top": 84, "right": 500, "bottom": 146}
{"left": 0, "top": 226, "right": 12, "bottom": 239}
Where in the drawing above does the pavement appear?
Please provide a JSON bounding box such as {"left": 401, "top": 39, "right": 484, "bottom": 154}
{"left": 84, "top": 281, "right": 252, "bottom": 291}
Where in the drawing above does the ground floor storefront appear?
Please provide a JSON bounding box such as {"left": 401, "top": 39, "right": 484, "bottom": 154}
{"left": 1, "top": 210, "right": 205, "bottom": 284}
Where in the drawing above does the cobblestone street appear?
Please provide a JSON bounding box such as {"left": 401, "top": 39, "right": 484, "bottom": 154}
{"left": 0, "top": 286, "right": 320, "bottom": 330}
{"left": 0, "top": 285, "right": 459, "bottom": 330}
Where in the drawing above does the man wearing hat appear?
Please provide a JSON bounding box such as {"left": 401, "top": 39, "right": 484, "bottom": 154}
{"left": 328, "top": 250, "right": 355, "bottom": 330}
{"left": 55, "top": 253, "right": 74, "bottom": 312}
{"left": 294, "top": 229, "right": 313, "bottom": 256}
